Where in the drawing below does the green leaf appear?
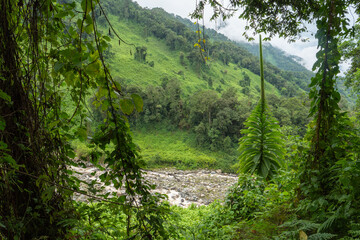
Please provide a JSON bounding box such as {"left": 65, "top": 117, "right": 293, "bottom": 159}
{"left": 97, "top": 86, "right": 107, "bottom": 98}
{"left": 332, "top": 91, "right": 341, "bottom": 102}
{"left": 101, "top": 99, "right": 110, "bottom": 111}
{"left": 118, "top": 195, "right": 126, "bottom": 202}
{"left": 103, "top": 36, "right": 111, "bottom": 42}
{"left": 120, "top": 98, "right": 134, "bottom": 115}
{"left": 81, "top": 0, "right": 92, "bottom": 15}
{"left": 131, "top": 93, "right": 143, "bottom": 112}
{"left": 48, "top": 120, "right": 60, "bottom": 130}
{"left": 77, "top": 19, "right": 84, "bottom": 33}
{"left": 1, "top": 155, "right": 17, "bottom": 166}
{"left": 85, "top": 60, "right": 100, "bottom": 75}
{"left": 67, "top": 150, "right": 76, "bottom": 159}
{"left": 0, "top": 89, "right": 11, "bottom": 103}
{"left": 84, "top": 23, "right": 94, "bottom": 34}
{"left": 41, "top": 186, "right": 55, "bottom": 202}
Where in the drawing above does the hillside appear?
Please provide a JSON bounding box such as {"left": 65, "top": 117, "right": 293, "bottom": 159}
{"left": 99, "top": 0, "right": 313, "bottom": 95}
{"left": 81, "top": 0, "right": 313, "bottom": 172}
{"left": 176, "top": 15, "right": 314, "bottom": 73}
{"left": 102, "top": 16, "right": 279, "bottom": 98}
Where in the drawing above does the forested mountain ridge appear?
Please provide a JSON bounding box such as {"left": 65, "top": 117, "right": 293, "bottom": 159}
{"left": 98, "top": 0, "right": 313, "bottom": 96}
{"left": 176, "top": 15, "right": 313, "bottom": 73}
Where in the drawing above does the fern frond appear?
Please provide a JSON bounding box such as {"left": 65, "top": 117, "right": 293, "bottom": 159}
{"left": 297, "top": 220, "right": 320, "bottom": 232}
{"left": 308, "top": 233, "right": 337, "bottom": 240}
{"left": 349, "top": 222, "right": 360, "bottom": 238}
{"left": 318, "top": 214, "right": 339, "bottom": 233}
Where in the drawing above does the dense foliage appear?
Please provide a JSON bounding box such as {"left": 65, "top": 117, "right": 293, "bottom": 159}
{"left": 193, "top": 0, "right": 360, "bottom": 238}
{"left": 1, "top": 0, "right": 360, "bottom": 239}
{"left": 340, "top": 24, "right": 360, "bottom": 107}
{"left": 0, "top": 0, "right": 171, "bottom": 238}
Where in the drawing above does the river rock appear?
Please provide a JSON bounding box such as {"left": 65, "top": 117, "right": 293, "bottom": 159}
{"left": 71, "top": 166, "right": 238, "bottom": 207}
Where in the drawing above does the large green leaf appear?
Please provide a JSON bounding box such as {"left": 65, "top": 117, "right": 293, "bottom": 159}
{"left": 120, "top": 98, "right": 134, "bottom": 115}
{"left": 81, "top": 0, "right": 92, "bottom": 15}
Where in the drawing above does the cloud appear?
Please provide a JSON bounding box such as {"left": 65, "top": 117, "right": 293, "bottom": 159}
{"left": 211, "top": 17, "right": 318, "bottom": 70}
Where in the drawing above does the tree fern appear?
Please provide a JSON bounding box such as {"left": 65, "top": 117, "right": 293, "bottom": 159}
{"left": 237, "top": 35, "right": 285, "bottom": 180}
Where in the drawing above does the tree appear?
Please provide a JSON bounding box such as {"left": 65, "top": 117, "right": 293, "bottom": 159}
{"left": 164, "top": 78, "right": 184, "bottom": 125}
{"left": 237, "top": 36, "right": 285, "bottom": 180}
{"left": 134, "top": 46, "right": 148, "bottom": 62}
{"left": 189, "top": 90, "right": 218, "bottom": 127}
{"left": 0, "top": 0, "right": 169, "bottom": 238}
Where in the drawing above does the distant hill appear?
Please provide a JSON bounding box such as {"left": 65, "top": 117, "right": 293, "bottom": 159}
{"left": 236, "top": 41, "right": 309, "bottom": 72}
{"left": 175, "top": 15, "right": 313, "bottom": 73}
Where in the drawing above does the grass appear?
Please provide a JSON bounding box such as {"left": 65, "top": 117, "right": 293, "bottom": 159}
{"left": 132, "top": 124, "right": 238, "bottom": 172}
{"left": 103, "top": 15, "right": 280, "bottom": 98}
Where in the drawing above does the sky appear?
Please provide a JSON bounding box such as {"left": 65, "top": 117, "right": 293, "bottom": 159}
{"left": 135, "top": 0, "right": 319, "bottom": 71}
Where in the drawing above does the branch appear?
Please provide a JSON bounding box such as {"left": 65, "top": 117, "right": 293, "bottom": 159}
{"left": 0, "top": 166, "right": 126, "bottom": 206}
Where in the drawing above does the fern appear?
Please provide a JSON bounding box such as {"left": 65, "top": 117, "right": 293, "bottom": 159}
{"left": 348, "top": 222, "right": 360, "bottom": 238}
{"left": 318, "top": 206, "right": 345, "bottom": 233}
{"left": 278, "top": 219, "right": 320, "bottom": 239}
{"left": 308, "top": 233, "right": 337, "bottom": 240}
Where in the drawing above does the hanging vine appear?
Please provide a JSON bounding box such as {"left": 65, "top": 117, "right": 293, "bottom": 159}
{"left": 0, "top": 0, "right": 170, "bottom": 239}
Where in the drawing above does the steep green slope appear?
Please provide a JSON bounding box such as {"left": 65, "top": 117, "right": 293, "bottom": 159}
{"left": 81, "top": 0, "right": 313, "bottom": 172}
{"left": 99, "top": 0, "right": 313, "bottom": 96}
{"left": 236, "top": 41, "right": 309, "bottom": 72}
{"left": 132, "top": 125, "right": 236, "bottom": 171}
{"left": 104, "top": 16, "right": 279, "bottom": 98}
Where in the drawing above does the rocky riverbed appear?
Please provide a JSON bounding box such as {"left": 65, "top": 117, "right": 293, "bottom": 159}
{"left": 71, "top": 166, "right": 238, "bottom": 207}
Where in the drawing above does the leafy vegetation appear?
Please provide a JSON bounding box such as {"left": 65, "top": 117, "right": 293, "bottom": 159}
{"left": 194, "top": 0, "right": 360, "bottom": 238}
{"left": 237, "top": 35, "right": 285, "bottom": 180}
{"left": 0, "top": 0, "right": 170, "bottom": 238}
{"left": 1, "top": 0, "right": 360, "bottom": 239}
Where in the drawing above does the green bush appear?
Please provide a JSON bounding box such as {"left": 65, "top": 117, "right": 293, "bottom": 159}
{"left": 225, "top": 174, "right": 267, "bottom": 220}
{"left": 226, "top": 173, "right": 293, "bottom": 221}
